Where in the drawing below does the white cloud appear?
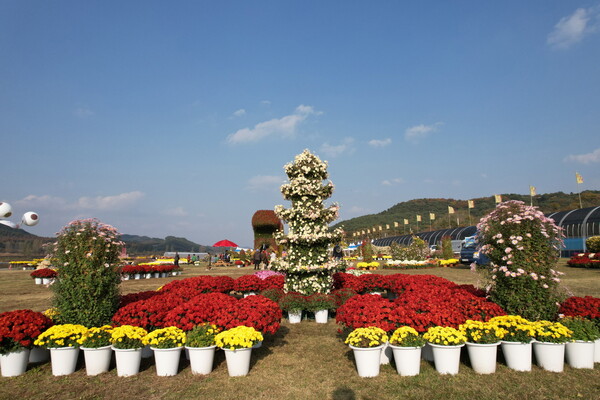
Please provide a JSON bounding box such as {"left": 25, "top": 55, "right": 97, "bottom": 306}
{"left": 564, "top": 147, "right": 600, "bottom": 164}
{"left": 320, "top": 137, "right": 355, "bottom": 157}
{"left": 165, "top": 207, "right": 188, "bottom": 217}
{"left": 232, "top": 109, "right": 246, "bottom": 117}
{"left": 76, "top": 191, "right": 145, "bottom": 210}
{"left": 381, "top": 178, "right": 404, "bottom": 186}
{"left": 405, "top": 122, "right": 442, "bottom": 143}
{"left": 547, "top": 7, "right": 599, "bottom": 49}
{"left": 246, "top": 175, "right": 285, "bottom": 191}
{"left": 227, "top": 105, "right": 320, "bottom": 144}
{"left": 16, "top": 194, "right": 68, "bottom": 209}
{"left": 368, "top": 138, "right": 392, "bottom": 148}
{"left": 74, "top": 107, "right": 94, "bottom": 118}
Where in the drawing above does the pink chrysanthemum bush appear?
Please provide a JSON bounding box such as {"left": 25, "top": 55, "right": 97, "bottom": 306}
{"left": 476, "top": 200, "right": 565, "bottom": 320}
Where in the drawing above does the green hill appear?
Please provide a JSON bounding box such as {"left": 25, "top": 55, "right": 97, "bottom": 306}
{"left": 332, "top": 190, "right": 600, "bottom": 235}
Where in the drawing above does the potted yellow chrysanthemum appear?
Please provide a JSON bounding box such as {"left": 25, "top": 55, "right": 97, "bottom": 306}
{"left": 388, "top": 326, "right": 426, "bottom": 376}
{"left": 34, "top": 324, "right": 88, "bottom": 376}
{"left": 532, "top": 320, "right": 572, "bottom": 372}
{"left": 489, "top": 315, "right": 535, "bottom": 371}
{"left": 459, "top": 320, "right": 505, "bottom": 374}
{"left": 80, "top": 325, "right": 113, "bottom": 376}
{"left": 423, "top": 326, "right": 466, "bottom": 375}
{"left": 110, "top": 325, "right": 148, "bottom": 377}
{"left": 215, "top": 326, "right": 264, "bottom": 377}
{"left": 145, "top": 326, "right": 186, "bottom": 376}
{"left": 344, "top": 327, "right": 388, "bottom": 378}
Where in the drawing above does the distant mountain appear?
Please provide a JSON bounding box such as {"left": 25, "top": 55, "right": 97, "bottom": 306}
{"left": 120, "top": 234, "right": 215, "bottom": 254}
{"left": 332, "top": 190, "right": 600, "bottom": 234}
{"left": 0, "top": 228, "right": 215, "bottom": 256}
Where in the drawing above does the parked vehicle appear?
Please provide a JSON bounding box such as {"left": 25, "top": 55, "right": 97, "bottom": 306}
{"left": 459, "top": 236, "right": 489, "bottom": 265}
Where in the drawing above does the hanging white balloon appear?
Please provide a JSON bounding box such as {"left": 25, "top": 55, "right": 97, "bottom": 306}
{"left": 22, "top": 212, "right": 39, "bottom": 226}
{"left": 0, "top": 202, "right": 39, "bottom": 229}
{"left": 0, "top": 202, "right": 13, "bottom": 219}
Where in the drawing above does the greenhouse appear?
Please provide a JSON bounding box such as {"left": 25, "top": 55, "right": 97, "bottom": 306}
{"left": 372, "top": 205, "right": 600, "bottom": 256}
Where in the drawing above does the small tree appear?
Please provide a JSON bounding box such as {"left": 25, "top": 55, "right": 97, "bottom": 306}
{"left": 441, "top": 236, "right": 454, "bottom": 259}
{"left": 477, "top": 201, "right": 564, "bottom": 320}
{"left": 361, "top": 239, "right": 373, "bottom": 262}
{"left": 52, "top": 218, "right": 123, "bottom": 327}
{"left": 586, "top": 236, "right": 600, "bottom": 253}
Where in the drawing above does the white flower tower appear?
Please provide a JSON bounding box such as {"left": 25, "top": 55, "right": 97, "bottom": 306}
{"left": 272, "top": 149, "right": 344, "bottom": 294}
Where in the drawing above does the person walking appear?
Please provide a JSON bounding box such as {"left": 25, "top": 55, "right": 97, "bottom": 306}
{"left": 252, "top": 249, "right": 262, "bottom": 270}
{"left": 174, "top": 252, "right": 180, "bottom": 268}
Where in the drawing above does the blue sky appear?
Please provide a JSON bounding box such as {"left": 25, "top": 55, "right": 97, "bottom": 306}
{"left": 2, "top": 1, "right": 599, "bottom": 248}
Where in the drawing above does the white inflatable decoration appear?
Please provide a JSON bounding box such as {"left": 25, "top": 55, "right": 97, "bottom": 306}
{"left": 0, "top": 202, "right": 39, "bottom": 229}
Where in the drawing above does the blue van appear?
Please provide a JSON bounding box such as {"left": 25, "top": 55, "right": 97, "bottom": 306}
{"left": 459, "top": 236, "right": 489, "bottom": 265}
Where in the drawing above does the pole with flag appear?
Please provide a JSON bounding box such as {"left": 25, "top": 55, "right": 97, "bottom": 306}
{"left": 403, "top": 219, "right": 408, "bottom": 234}
{"left": 448, "top": 206, "right": 455, "bottom": 228}
{"left": 529, "top": 185, "right": 536, "bottom": 207}
{"left": 576, "top": 172, "right": 584, "bottom": 208}
{"left": 467, "top": 200, "right": 474, "bottom": 226}
{"left": 416, "top": 215, "right": 421, "bottom": 232}
{"left": 429, "top": 212, "right": 435, "bottom": 231}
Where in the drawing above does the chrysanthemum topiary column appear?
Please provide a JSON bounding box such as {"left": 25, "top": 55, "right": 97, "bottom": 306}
{"left": 271, "top": 149, "right": 344, "bottom": 294}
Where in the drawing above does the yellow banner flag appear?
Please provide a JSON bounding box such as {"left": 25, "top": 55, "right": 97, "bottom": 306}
{"left": 429, "top": 213, "right": 435, "bottom": 220}
{"left": 362, "top": 230, "right": 365, "bottom": 235}
{"left": 394, "top": 221, "right": 399, "bottom": 228}
{"left": 416, "top": 215, "right": 422, "bottom": 222}
{"left": 404, "top": 219, "right": 409, "bottom": 225}
{"left": 448, "top": 206, "right": 455, "bottom": 214}
{"left": 386, "top": 224, "right": 390, "bottom": 230}
{"left": 530, "top": 185, "right": 536, "bottom": 196}
{"left": 378, "top": 226, "right": 382, "bottom": 231}
{"left": 367, "top": 229, "right": 370, "bottom": 234}
{"left": 494, "top": 194, "right": 502, "bottom": 203}
{"left": 468, "top": 200, "right": 475, "bottom": 208}
{"left": 576, "top": 172, "right": 584, "bottom": 184}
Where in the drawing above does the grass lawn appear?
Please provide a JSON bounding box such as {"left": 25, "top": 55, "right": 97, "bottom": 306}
{"left": 0, "top": 261, "right": 599, "bottom": 399}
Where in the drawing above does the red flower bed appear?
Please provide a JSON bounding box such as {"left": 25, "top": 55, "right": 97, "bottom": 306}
{"left": 0, "top": 309, "right": 53, "bottom": 351}
{"left": 212, "top": 295, "right": 282, "bottom": 335}
{"left": 559, "top": 296, "right": 600, "bottom": 321}
{"left": 112, "top": 292, "right": 183, "bottom": 330}
{"left": 121, "top": 265, "right": 141, "bottom": 275}
{"left": 164, "top": 293, "right": 237, "bottom": 331}
{"left": 119, "top": 291, "right": 160, "bottom": 308}
{"left": 112, "top": 276, "right": 281, "bottom": 334}
{"left": 160, "top": 276, "right": 234, "bottom": 298}
{"left": 262, "top": 275, "right": 285, "bottom": 290}
{"left": 30, "top": 269, "right": 57, "bottom": 279}
{"left": 331, "top": 288, "right": 358, "bottom": 307}
{"left": 567, "top": 253, "right": 600, "bottom": 269}
{"left": 233, "top": 275, "right": 266, "bottom": 292}
{"left": 336, "top": 274, "right": 505, "bottom": 332}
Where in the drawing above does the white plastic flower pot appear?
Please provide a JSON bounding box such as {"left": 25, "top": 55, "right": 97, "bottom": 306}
{"left": 82, "top": 346, "right": 112, "bottom": 376}
{"left": 113, "top": 347, "right": 142, "bottom": 377}
{"left": 34, "top": 278, "right": 42, "bottom": 285}
{"left": 595, "top": 338, "right": 600, "bottom": 363}
{"left": 314, "top": 309, "right": 329, "bottom": 324}
{"left": 288, "top": 310, "right": 302, "bottom": 324}
{"left": 187, "top": 346, "right": 216, "bottom": 375}
{"left": 466, "top": 342, "right": 499, "bottom": 374}
{"left": 223, "top": 347, "right": 253, "bottom": 377}
{"left": 430, "top": 343, "right": 464, "bottom": 375}
{"left": 152, "top": 347, "right": 182, "bottom": 376}
{"left": 565, "top": 340, "right": 595, "bottom": 369}
{"left": 380, "top": 341, "right": 393, "bottom": 365}
{"left": 533, "top": 341, "right": 565, "bottom": 373}
{"left": 0, "top": 348, "right": 30, "bottom": 377}
{"left": 49, "top": 347, "right": 80, "bottom": 376}
{"left": 390, "top": 345, "right": 422, "bottom": 376}
{"left": 500, "top": 341, "right": 532, "bottom": 371}
{"left": 28, "top": 346, "right": 49, "bottom": 363}
{"left": 350, "top": 344, "right": 383, "bottom": 377}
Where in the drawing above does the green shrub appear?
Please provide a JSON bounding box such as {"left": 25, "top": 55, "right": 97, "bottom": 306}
{"left": 586, "top": 236, "right": 600, "bottom": 253}
{"left": 441, "top": 235, "right": 454, "bottom": 259}
{"left": 477, "top": 201, "right": 564, "bottom": 320}
{"left": 51, "top": 218, "right": 122, "bottom": 327}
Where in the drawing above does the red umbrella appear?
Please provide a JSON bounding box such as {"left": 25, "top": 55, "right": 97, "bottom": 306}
{"left": 212, "top": 239, "right": 238, "bottom": 248}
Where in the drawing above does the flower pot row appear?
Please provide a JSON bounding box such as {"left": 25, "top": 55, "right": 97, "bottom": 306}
{"left": 286, "top": 309, "right": 330, "bottom": 324}
{"left": 122, "top": 271, "right": 182, "bottom": 281}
